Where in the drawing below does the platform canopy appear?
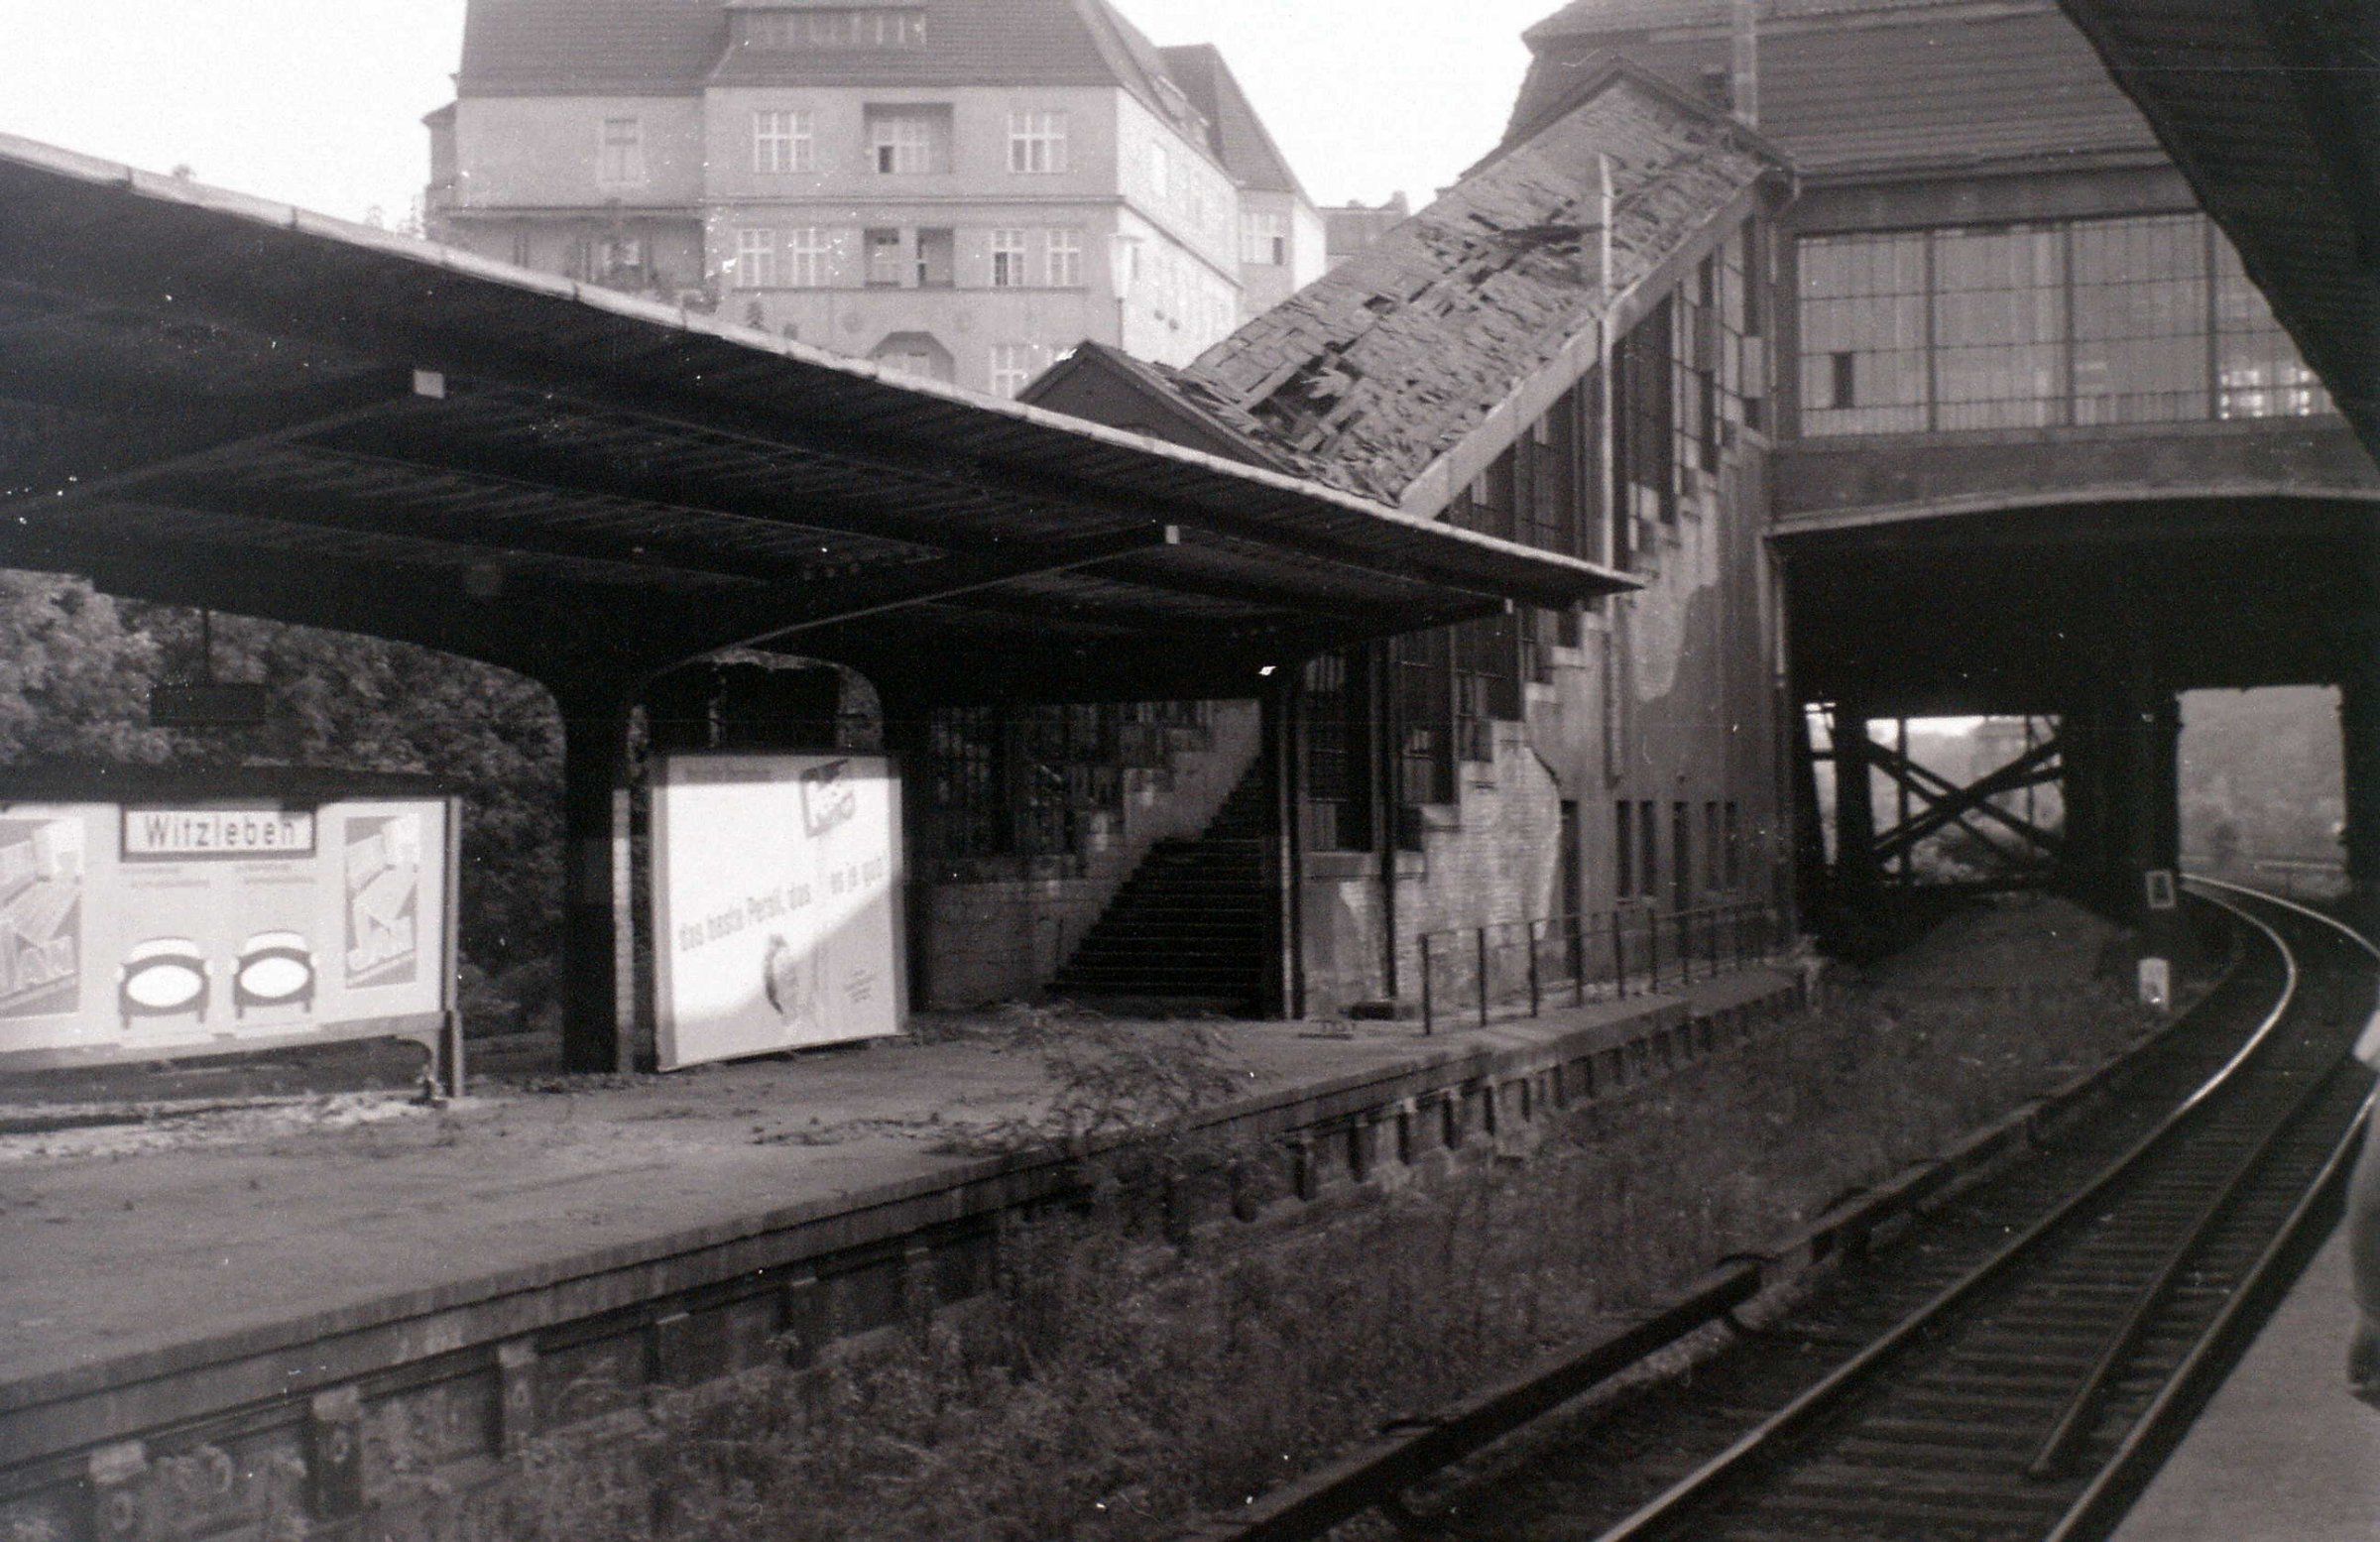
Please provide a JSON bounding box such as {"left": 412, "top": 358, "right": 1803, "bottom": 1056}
{"left": 2054, "top": 0, "right": 2380, "bottom": 458}
{"left": 0, "top": 135, "right": 1636, "bottom": 709}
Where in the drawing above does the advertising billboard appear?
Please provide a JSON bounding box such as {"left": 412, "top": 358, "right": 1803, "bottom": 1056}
{"left": 0, "top": 790, "right": 453, "bottom": 1070}
{"left": 651, "top": 754, "right": 905, "bottom": 1071}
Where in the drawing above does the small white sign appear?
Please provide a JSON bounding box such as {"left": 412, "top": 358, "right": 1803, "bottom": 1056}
{"left": 2138, "top": 956, "right": 2173, "bottom": 1012}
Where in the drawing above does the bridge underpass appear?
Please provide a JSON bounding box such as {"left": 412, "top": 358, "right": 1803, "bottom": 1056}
{"left": 0, "top": 134, "right": 1631, "bottom": 1073}
{"left": 1779, "top": 479, "right": 2380, "bottom": 927}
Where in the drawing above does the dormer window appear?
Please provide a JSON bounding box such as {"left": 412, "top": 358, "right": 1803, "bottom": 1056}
{"left": 739, "top": 9, "right": 926, "bottom": 50}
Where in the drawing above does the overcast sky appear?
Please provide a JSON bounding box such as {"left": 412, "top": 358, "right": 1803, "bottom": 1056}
{"left": 0, "top": 0, "right": 1563, "bottom": 225}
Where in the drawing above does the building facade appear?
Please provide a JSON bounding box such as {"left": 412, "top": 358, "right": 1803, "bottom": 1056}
{"left": 425, "top": 0, "right": 1323, "bottom": 398}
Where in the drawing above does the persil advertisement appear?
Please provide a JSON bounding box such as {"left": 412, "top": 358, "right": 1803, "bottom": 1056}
{"left": 651, "top": 754, "right": 905, "bottom": 1071}
{"left": 0, "top": 796, "right": 451, "bottom": 1067}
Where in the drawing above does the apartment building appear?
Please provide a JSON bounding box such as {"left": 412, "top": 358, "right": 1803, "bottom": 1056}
{"left": 424, "top": 0, "right": 1322, "bottom": 397}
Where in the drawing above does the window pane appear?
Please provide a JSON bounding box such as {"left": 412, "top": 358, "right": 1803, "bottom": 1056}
{"left": 1932, "top": 227, "right": 2065, "bottom": 430}
{"left": 2071, "top": 214, "right": 2207, "bottom": 424}
{"left": 2213, "top": 235, "right": 2331, "bottom": 418}
{"left": 1797, "top": 232, "right": 1927, "bottom": 434}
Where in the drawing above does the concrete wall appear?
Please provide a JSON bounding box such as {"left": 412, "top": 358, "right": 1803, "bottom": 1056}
{"left": 913, "top": 701, "right": 1259, "bottom": 1008}
{"left": 1773, "top": 417, "right": 2380, "bottom": 525}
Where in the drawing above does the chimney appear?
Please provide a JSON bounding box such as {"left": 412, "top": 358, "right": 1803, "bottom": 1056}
{"left": 1730, "top": 0, "right": 1761, "bottom": 128}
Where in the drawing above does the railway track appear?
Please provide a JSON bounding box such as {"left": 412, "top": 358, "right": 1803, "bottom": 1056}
{"left": 1420, "top": 884, "right": 2377, "bottom": 1542}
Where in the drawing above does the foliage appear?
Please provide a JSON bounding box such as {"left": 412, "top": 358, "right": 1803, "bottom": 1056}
{"left": 0, "top": 573, "right": 565, "bottom": 1008}
{"left": 0, "top": 572, "right": 173, "bottom": 765}
{"left": 136, "top": 607, "right": 566, "bottom": 986}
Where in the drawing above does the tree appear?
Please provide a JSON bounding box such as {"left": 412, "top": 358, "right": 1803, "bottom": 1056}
{"left": 0, "top": 572, "right": 173, "bottom": 766}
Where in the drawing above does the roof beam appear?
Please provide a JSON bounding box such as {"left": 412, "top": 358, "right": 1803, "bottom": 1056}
{"left": 122, "top": 452, "right": 933, "bottom": 589}
{"left": 0, "top": 368, "right": 424, "bottom": 511}
{"left": 666, "top": 524, "right": 1185, "bottom": 665}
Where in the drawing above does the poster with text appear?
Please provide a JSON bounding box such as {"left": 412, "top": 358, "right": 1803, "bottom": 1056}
{"left": 0, "top": 797, "right": 450, "bottom": 1063}
{"left": 652, "top": 754, "right": 905, "bottom": 1071}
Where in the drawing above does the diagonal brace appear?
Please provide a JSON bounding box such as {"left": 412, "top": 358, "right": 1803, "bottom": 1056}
{"left": 634, "top": 524, "right": 1185, "bottom": 683}
{"left": 1871, "top": 736, "right": 2065, "bottom": 862}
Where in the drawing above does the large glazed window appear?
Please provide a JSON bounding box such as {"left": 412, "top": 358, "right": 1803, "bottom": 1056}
{"left": 1794, "top": 213, "right": 2329, "bottom": 436}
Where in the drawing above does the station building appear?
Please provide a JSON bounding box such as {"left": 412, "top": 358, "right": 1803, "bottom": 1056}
{"left": 1022, "top": 59, "right": 1795, "bottom": 1015}
{"left": 424, "top": 0, "right": 1324, "bottom": 397}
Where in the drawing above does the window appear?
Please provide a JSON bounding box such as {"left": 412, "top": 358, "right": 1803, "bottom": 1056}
{"left": 990, "top": 343, "right": 1043, "bottom": 398}
{"left": 915, "top": 228, "right": 954, "bottom": 289}
{"left": 788, "top": 228, "right": 831, "bottom": 288}
{"left": 867, "top": 105, "right": 950, "bottom": 175}
{"left": 1242, "top": 210, "right": 1288, "bottom": 266}
{"left": 1148, "top": 143, "right": 1172, "bottom": 202}
{"left": 744, "top": 9, "right": 925, "bottom": 48}
{"left": 1796, "top": 213, "right": 2329, "bottom": 434}
{"left": 2071, "top": 215, "right": 2207, "bottom": 424}
{"left": 1935, "top": 225, "right": 2067, "bottom": 429}
{"left": 1612, "top": 297, "right": 1677, "bottom": 527}
{"left": 1705, "top": 801, "right": 1724, "bottom": 890}
{"left": 597, "top": 117, "right": 645, "bottom": 186}
{"left": 2214, "top": 236, "right": 2329, "bottom": 417}
{"left": 1615, "top": 800, "right": 1635, "bottom": 898}
{"left": 730, "top": 228, "right": 776, "bottom": 291}
{"left": 1045, "top": 228, "right": 1083, "bottom": 289}
{"left": 1009, "top": 111, "right": 1069, "bottom": 174}
{"left": 990, "top": 229, "right": 1028, "bottom": 289}
{"left": 1797, "top": 231, "right": 1928, "bottom": 434}
{"left": 1638, "top": 800, "right": 1658, "bottom": 904}
{"left": 596, "top": 236, "right": 646, "bottom": 283}
{"left": 1303, "top": 652, "right": 1374, "bottom": 853}
{"left": 865, "top": 228, "right": 901, "bottom": 288}
{"left": 753, "top": 109, "right": 813, "bottom": 175}
{"left": 872, "top": 331, "right": 952, "bottom": 382}
{"left": 1672, "top": 801, "right": 1692, "bottom": 911}
{"left": 1724, "top": 801, "right": 1743, "bottom": 889}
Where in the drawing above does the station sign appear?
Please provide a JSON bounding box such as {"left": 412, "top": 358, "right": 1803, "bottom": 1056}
{"left": 0, "top": 784, "right": 455, "bottom": 1073}
{"left": 651, "top": 753, "right": 905, "bottom": 1071}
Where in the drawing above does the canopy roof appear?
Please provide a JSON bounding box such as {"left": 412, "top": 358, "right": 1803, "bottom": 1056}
{"left": 0, "top": 135, "right": 1634, "bottom": 706}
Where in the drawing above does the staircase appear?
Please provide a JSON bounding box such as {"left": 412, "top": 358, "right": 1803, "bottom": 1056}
{"left": 1047, "top": 767, "right": 1273, "bottom": 1014}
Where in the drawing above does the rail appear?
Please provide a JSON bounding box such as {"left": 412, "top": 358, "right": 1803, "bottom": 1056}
{"left": 1173, "top": 883, "right": 2367, "bottom": 1542}
{"left": 1584, "top": 882, "right": 2374, "bottom": 1542}
{"left": 1415, "top": 902, "right": 1783, "bottom": 1035}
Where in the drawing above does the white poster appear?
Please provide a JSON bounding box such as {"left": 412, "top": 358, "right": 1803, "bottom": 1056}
{"left": 651, "top": 754, "right": 905, "bottom": 1071}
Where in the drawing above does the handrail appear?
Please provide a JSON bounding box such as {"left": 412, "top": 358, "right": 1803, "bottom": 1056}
{"left": 1414, "top": 902, "right": 1782, "bottom": 1035}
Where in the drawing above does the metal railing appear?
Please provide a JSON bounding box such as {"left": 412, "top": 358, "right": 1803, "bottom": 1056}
{"left": 1416, "top": 902, "right": 1784, "bottom": 1036}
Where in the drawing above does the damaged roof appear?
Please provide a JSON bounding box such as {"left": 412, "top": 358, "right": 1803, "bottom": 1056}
{"left": 1148, "top": 59, "right": 1780, "bottom": 508}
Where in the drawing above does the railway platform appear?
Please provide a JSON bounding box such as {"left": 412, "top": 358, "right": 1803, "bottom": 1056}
{"left": 0, "top": 964, "right": 1808, "bottom": 1530}
{"left": 2111, "top": 1218, "right": 2380, "bottom": 1540}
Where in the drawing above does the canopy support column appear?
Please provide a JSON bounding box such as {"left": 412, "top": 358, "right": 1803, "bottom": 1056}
{"left": 556, "top": 682, "right": 641, "bottom": 1075}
